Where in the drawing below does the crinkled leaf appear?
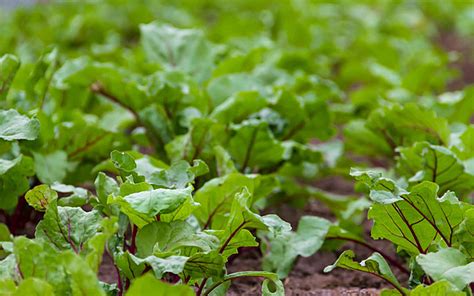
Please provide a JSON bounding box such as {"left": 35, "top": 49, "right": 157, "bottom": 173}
{"left": 35, "top": 201, "right": 103, "bottom": 253}
{"left": 345, "top": 103, "right": 450, "bottom": 156}
{"left": 107, "top": 186, "right": 193, "bottom": 228}
{"left": 148, "top": 159, "right": 208, "bottom": 189}
{"left": 9, "top": 278, "right": 54, "bottom": 295}
{"left": 33, "top": 150, "right": 70, "bottom": 184}
{"left": 13, "top": 237, "right": 104, "bottom": 295}
{"left": 0, "top": 254, "right": 16, "bottom": 280}
{"left": 94, "top": 172, "right": 119, "bottom": 205}
{"left": 214, "top": 145, "right": 237, "bottom": 176}
{"left": 210, "top": 91, "right": 267, "bottom": 124}
{"left": 129, "top": 253, "right": 188, "bottom": 279}
{"left": 53, "top": 183, "right": 91, "bottom": 207}
{"left": 409, "top": 280, "right": 465, "bottom": 296}
{"left": 367, "top": 181, "right": 465, "bottom": 254}
{"left": 184, "top": 251, "right": 225, "bottom": 279}
{"left": 165, "top": 118, "right": 224, "bottom": 163}
{"left": 0, "top": 109, "right": 39, "bottom": 141}
{"left": 25, "top": 184, "right": 57, "bottom": 212}
{"left": 140, "top": 22, "right": 214, "bottom": 83}
{"left": 417, "top": 248, "right": 474, "bottom": 290}
{"left": 0, "top": 155, "right": 35, "bottom": 210}
{"left": 229, "top": 119, "right": 285, "bottom": 171}
{"left": 136, "top": 221, "right": 219, "bottom": 257}
{"left": 397, "top": 142, "right": 474, "bottom": 196}
{"left": 193, "top": 173, "right": 256, "bottom": 227}
{"left": 111, "top": 150, "right": 136, "bottom": 172}
{"left": 207, "top": 73, "right": 262, "bottom": 107}
{"left": 212, "top": 229, "right": 258, "bottom": 260}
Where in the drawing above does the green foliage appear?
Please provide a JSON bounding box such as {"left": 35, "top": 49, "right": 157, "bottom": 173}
{"left": 324, "top": 250, "right": 405, "bottom": 295}
{"left": 0, "top": 0, "right": 473, "bottom": 295}
{"left": 417, "top": 248, "right": 474, "bottom": 291}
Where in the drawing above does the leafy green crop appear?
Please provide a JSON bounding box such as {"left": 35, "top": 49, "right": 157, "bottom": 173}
{"left": 0, "top": 0, "right": 473, "bottom": 295}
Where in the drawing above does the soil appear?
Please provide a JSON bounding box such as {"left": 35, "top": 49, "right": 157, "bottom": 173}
{"left": 437, "top": 31, "right": 474, "bottom": 90}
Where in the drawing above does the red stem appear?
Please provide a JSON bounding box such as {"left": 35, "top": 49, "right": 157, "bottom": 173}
{"left": 198, "top": 221, "right": 248, "bottom": 296}
{"left": 129, "top": 224, "right": 138, "bottom": 254}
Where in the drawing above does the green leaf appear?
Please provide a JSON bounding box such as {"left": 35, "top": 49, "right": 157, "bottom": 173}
{"left": 126, "top": 273, "right": 194, "bottom": 296}
{"left": 0, "top": 255, "right": 16, "bottom": 280}
{"left": 410, "top": 280, "right": 465, "bottom": 296}
{"left": 270, "top": 91, "right": 305, "bottom": 139}
{"left": 193, "top": 173, "right": 256, "bottom": 227}
{"left": 33, "top": 150, "right": 70, "bottom": 184}
{"left": 11, "top": 278, "right": 54, "bottom": 295}
{"left": 207, "top": 73, "right": 262, "bottom": 107}
{"left": 366, "top": 181, "right": 465, "bottom": 254}
{"left": 184, "top": 251, "right": 225, "bottom": 279}
{"left": 140, "top": 22, "right": 214, "bottom": 83}
{"left": 114, "top": 251, "right": 145, "bottom": 280}
{"left": 452, "top": 125, "right": 474, "bottom": 160}
{"left": 262, "top": 216, "right": 331, "bottom": 278}
{"left": 396, "top": 142, "right": 474, "bottom": 197}
{"left": 83, "top": 217, "right": 117, "bottom": 272}
{"left": 344, "top": 120, "right": 393, "bottom": 156}
{"left": 214, "top": 145, "right": 237, "bottom": 176}
{"left": 345, "top": 103, "right": 450, "bottom": 156}
{"left": 128, "top": 253, "right": 188, "bottom": 279}
{"left": 417, "top": 248, "right": 474, "bottom": 290}
{"left": 12, "top": 237, "right": 104, "bottom": 295}
{"left": 136, "top": 221, "right": 219, "bottom": 257}
{"left": 0, "top": 54, "right": 20, "bottom": 101}
{"left": 0, "top": 155, "right": 35, "bottom": 210}
{"left": 25, "top": 47, "right": 58, "bottom": 107}
{"left": 324, "top": 250, "right": 404, "bottom": 294}
{"left": 212, "top": 188, "right": 284, "bottom": 261}
{"left": 111, "top": 150, "right": 136, "bottom": 172}
{"left": 350, "top": 168, "right": 406, "bottom": 204}
{"left": 119, "top": 180, "right": 153, "bottom": 196}
{"left": 165, "top": 118, "right": 224, "bottom": 163}
{"left": 94, "top": 172, "right": 119, "bottom": 206}
{"left": 225, "top": 187, "right": 268, "bottom": 232}
{"left": 25, "top": 184, "right": 57, "bottom": 212}
{"left": 210, "top": 91, "right": 267, "bottom": 124}
{"left": 35, "top": 202, "right": 103, "bottom": 253}
{"left": 229, "top": 119, "right": 285, "bottom": 171}
{"left": 60, "top": 251, "right": 106, "bottom": 296}
{"left": 456, "top": 208, "right": 474, "bottom": 259}
{"left": 148, "top": 160, "right": 208, "bottom": 189}
{"left": 212, "top": 229, "right": 258, "bottom": 259}
{"left": 53, "top": 183, "right": 90, "bottom": 207}
{"left": 107, "top": 186, "right": 193, "bottom": 228}
{"left": 0, "top": 109, "right": 39, "bottom": 141}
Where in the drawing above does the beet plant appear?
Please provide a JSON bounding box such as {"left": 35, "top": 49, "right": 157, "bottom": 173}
{"left": 0, "top": 0, "right": 472, "bottom": 295}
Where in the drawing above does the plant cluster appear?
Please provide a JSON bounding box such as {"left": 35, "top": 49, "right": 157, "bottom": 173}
{"left": 0, "top": 0, "right": 472, "bottom": 295}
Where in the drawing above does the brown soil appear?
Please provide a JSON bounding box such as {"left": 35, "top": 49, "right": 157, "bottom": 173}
{"left": 437, "top": 31, "right": 474, "bottom": 90}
